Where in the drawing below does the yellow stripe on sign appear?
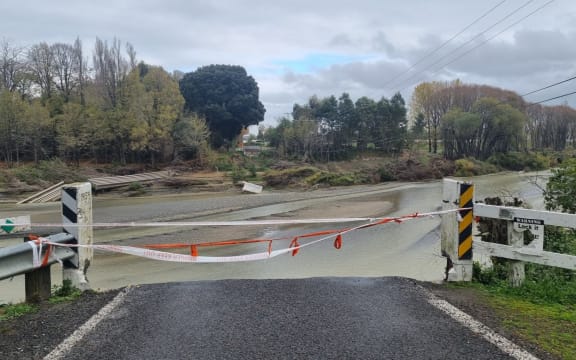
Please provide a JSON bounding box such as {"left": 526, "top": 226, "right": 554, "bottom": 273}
{"left": 459, "top": 186, "right": 473, "bottom": 207}
{"left": 459, "top": 212, "right": 473, "bottom": 232}
{"left": 459, "top": 236, "right": 473, "bottom": 258}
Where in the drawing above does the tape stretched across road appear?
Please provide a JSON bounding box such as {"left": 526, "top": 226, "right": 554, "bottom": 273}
{"left": 7, "top": 208, "right": 470, "bottom": 229}
{"left": 35, "top": 208, "right": 468, "bottom": 264}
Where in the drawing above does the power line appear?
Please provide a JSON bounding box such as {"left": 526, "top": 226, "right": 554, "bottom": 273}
{"left": 397, "top": 0, "right": 555, "bottom": 93}
{"left": 382, "top": 0, "right": 508, "bottom": 88}
{"left": 387, "top": 0, "right": 536, "bottom": 91}
{"left": 521, "top": 75, "right": 576, "bottom": 97}
{"left": 531, "top": 90, "right": 576, "bottom": 105}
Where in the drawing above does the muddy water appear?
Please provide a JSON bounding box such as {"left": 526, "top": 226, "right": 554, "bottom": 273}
{"left": 0, "top": 172, "right": 548, "bottom": 304}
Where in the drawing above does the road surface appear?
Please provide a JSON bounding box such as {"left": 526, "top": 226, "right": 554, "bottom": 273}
{"left": 47, "top": 277, "right": 527, "bottom": 360}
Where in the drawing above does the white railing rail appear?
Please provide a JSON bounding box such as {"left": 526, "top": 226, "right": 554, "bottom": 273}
{"left": 442, "top": 178, "right": 576, "bottom": 285}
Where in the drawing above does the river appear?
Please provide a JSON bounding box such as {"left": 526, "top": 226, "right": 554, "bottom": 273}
{"left": 0, "top": 171, "right": 549, "bottom": 304}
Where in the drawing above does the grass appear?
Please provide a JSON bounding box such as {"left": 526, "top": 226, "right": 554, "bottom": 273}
{"left": 467, "top": 261, "right": 576, "bottom": 359}
{"left": 0, "top": 303, "right": 37, "bottom": 321}
{"left": 49, "top": 280, "right": 83, "bottom": 304}
{"left": 0, "top": 280, "right": 82, "bottom": 322}
{"left": 486, "top": 290, "right": 576, "bottom": 359}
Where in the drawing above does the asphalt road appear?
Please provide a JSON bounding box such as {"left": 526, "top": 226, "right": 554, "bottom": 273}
{"left": 56, "top": 277, "right": 517, "bottom": 360}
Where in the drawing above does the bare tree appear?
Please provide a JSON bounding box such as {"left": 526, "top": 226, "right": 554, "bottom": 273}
{"left": 73, "top": 37, "right": 87, "bottom": 105}
{"left": 51, "top": 42, "right": 78, "bottom": 102}
{"left": 28, "top": 42, "right": 54, "bottom": 98}
{"left": 92, "top": 37, "right": 135, "bottom": 109}
{"left": 0, "top": 39, "right": 27, "bottom": 93}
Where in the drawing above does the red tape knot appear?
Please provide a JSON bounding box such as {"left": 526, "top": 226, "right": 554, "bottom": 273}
{"left": 191, "top": 245, "right": 198, "bottom": 257}
{"left": 334, "top": 234, "right": 342, "bottom": 250}
{"left": 289, "top": 237, "right": 300, "bottom": 256}
{"left": 41, "top": 243, "right": 52, "bottom": 266}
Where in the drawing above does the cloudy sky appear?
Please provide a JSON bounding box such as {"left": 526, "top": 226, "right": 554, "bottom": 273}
{"left": 2, "top": 0, "right": 576, "bottom": 126}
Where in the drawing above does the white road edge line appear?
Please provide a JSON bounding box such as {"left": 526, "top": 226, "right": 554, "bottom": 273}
{"left": 426, "top": 293, "right": 539, "bottom": 360}
{"left": 43, "top": 286, "right": 132, "bottom": 360}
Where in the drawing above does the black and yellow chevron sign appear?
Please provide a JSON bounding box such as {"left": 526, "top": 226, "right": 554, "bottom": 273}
{"left": 458, "top": 183, "right": 474, "bottom": 260}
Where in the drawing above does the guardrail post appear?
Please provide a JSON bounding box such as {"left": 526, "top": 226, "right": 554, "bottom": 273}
{"left": 441, "top": 179, "right": 474, "bottom": 281}
{"left": 23, "top": 236, "right": 51, "bottom": 302}
{"left": 61, "top": 182, "right": 93, "bottom": 290}
{"left": 507, "top": 221, "right": 525, "bottom": 286}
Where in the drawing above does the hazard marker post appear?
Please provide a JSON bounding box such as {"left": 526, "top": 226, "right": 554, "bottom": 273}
{"left": 61, "top": 182, "right": 93, "bottom": 290}
{"left": 441, "top": 179, "right": 474, "bottom": 281}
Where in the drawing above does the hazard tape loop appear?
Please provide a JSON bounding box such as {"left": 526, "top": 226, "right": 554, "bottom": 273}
{"left": 34, "top": 208, "right": 468, "bottom": 264}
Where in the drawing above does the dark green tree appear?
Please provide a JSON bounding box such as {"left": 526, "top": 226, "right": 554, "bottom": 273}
{"left": 411, "top": 112, "right": 426, "bottom": 138}
{"left": 545, "top": 159, "right": 576, "bottom": 214}
{"left": 179, "top": 65, "right": 265, "bottom": 148}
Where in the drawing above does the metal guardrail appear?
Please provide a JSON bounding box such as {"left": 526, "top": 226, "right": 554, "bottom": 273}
{"left": 0, "top": 233, "right": 76, "bottom": 281}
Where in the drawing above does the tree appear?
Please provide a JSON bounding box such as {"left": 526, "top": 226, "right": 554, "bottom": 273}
{"left": 92, "top": 37, "right": 135, "bottom": 109}
{"left": 28, "top": 42, "right": 54, "bottom": 98}
{"left": 442, "top": 98, "right": 526, "bottom": 160}
{"left": 545, "top": 159, "right": 576, "bottom": 214}
{"left": 0, "top": 40, "right": 27, "bottom": 93}
{"left": 127, "top": 63, "right": 184, "bottom": 164}
{"left": 92, "top": 37, "right": 136, "bottom": 164}
{"left": 412, "top": 112, "right": 426, "bottom": 138}
{"left": 172, "top": 113, "right": 210, "bottom": 163}
{"left": 51, "top": 42, "right": 79, "bottom": 102}
{"left": 0, "top": 90, "right": 26, "bottom": 165}
{"left": 179, "top": 65, "right": 265, "bottom": 148}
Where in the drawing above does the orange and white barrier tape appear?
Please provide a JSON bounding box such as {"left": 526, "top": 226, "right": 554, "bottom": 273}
{"left": 30, "top": 208, "right": 466, "bottom": 264}
{"left": 26, "top": 235, "right": 53, "bottom": 268}
{"left": 10, "top": 218, "right": 376, "bottom": 228}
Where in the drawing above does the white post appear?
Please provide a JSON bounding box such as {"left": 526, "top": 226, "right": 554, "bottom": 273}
{"left": 507, "top": 221, "right": 525, "bottom": 287}
{"left": 441, "top": 179, "right": 474, "bottom": 281}
{"left": 61, "top": 182, "right": 93, "bottom": 290}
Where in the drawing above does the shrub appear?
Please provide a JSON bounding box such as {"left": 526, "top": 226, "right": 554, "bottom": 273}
{"left": 305, "top": 172, "right": 356, "bottom": 186}
{"left": 12, "top": 159, "right": 86, "bottom": 186}
{"left": 454, "top": 158, "right": 498, "bottom": 177}
{"left": 378, "top": 167, "right": 396, "bottom": 182}
{"left": 487, "top": 152, "right": 549, "bottom": 171}
{"left": 263, "top": 166, "right": 319, "bottom": 187}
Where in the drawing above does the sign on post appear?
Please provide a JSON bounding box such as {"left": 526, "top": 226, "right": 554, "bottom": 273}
{"left": 441, "top": 179, "right": 474, "bottom": 282}
{"left": 0, "top": 216, "right": 31, "bottom": 235}
{"left": 61, "top": 182, "right": 93, "bottom": 290}
{"left": 513, "top": 217, "right": 544, "bottom": 250}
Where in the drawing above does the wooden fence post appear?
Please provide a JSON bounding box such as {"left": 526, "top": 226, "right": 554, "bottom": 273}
{"left": 507, "top": 221, "right": 525, "bottom": 286}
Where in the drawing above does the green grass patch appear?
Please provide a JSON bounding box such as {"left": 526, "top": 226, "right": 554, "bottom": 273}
{"left": 0, "top": 303, "right": 37, "bottom": 321}
{"left": 470, "top": 260, "right": 576, "bottom": 358}
{"left": 49, "top": 280, "right": 83, "bottom": 304}
{"left": 445, "top": 281, "right": 576, "bottom": 358}
{"left": 488, "top": 293, "right": 576, "bottom": 359}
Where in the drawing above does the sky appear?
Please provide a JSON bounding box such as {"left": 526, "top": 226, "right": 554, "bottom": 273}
{"left": 2, "top": 0, "right": 576, "bottom": 127}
